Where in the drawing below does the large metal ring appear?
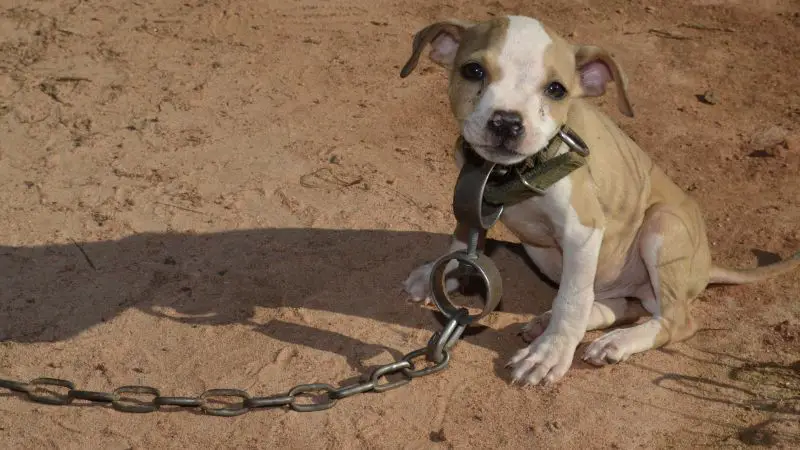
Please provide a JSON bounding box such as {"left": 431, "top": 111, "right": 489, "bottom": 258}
{"left": 428, "top": 250, "right": 502, "bottom": 326}
{"left": 452, "top": 157, "right": 503, "bottom": 229}
{"left": 558, "top": 127, "right": 590, "bottom": 157}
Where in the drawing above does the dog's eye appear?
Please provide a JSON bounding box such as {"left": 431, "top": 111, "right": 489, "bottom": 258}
{"left": 460, "top": 62, "right": 486, "bottom": 81}
{"left": 544, "top": 81, "right": 568, "bottom": 100}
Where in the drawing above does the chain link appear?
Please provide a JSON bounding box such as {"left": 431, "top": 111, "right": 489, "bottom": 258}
{"left": 0, "top": 317, "right": 463, "bottom": 416}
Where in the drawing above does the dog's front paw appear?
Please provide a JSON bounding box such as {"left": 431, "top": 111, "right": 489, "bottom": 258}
{"left": 402, "top": 260, "right": 459, "bottom": 303}
{"left": 507, "top": 333, "right": 577, "bottom": 386}
{"left": 520, "top": 311, "right": 552, "bottom": 343}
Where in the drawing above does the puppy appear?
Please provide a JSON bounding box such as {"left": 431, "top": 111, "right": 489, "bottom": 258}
{"left": 400, "top": 15, "right": 800, "bottom": 386}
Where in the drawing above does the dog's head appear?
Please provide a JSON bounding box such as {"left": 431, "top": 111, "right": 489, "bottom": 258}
{"left": 401, "top": 16, "right": 634, "bottom": 165}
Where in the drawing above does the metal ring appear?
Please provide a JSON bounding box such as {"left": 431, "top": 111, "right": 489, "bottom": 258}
{"left": 558, "top": 127, "right": 589, "bottom": 157}
{"left": 452, "top": 156, "right": 504, "bottom": 229}
{"left": 199, "top": 389, "right": 250, "bottom": 416}
{"left": 288, "top": 384, "right": 337, "bottom": 412}
{"left": 330, "top": 382, "right": 375, "bottom": 400}
{"left": 428, "top": 250, "right": 503, "bottom": 325}
{"left": 112, "top": 386, "right": 160, "bottom": 413}
{"left": 427, "top": 317, "right": 464, "bottom": 363}
{"left": 245, "top": 395, "right": 295, "bottom": 408}
{"left": 444, "top": 323, "right": 467, "bottom": 351}
{"left": 69, "top": 390, "right": 117, "bottom": 403}
{"left": 155, "top": 396, "right": 203, "bottom": 408}
{"left": 27, "top": 378, "right": 75, "bottom": 405}
{"left": 0, "top": 379, "right": 32, "bottom": 394}
{"left": 402, "top": 348, "right": 451, "bottom": 378}
{"left": 370, "top": 361, "right": 412, "bottom": 393}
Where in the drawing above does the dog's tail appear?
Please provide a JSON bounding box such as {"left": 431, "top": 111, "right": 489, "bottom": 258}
{"left": 709, "top": 251, "right": 800, "bottom": 285}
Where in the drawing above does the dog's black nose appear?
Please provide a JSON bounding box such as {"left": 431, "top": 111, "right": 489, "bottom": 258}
{"left": 487, "top": 110, "right": 524, "bottom": 139}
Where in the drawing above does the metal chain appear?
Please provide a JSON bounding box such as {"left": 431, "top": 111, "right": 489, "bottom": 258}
{"left": 0, "top": 313, "right": 467, "bottom": 416}
{"left": 1, "top": 148, "right": 505, "bottom": 417}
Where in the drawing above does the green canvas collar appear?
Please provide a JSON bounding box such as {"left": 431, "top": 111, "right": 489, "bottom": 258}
{"left": 459, "top": 126, "right": 590, "bottom": 207}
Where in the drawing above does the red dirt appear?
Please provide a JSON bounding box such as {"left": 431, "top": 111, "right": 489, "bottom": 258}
{"left": 1, "top": 0, "right": 798, "bottom": 448}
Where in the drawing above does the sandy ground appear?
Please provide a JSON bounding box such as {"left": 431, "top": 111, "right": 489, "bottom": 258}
{"left": 1, "top": 0, "right": 799, "bottom": 448}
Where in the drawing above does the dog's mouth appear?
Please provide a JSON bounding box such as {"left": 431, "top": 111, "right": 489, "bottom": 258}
{"left": 466, "top": 140, "right": 529, "bottom": 166}
{"left": 461, "top": 120, "right": 532, "bottom": 165}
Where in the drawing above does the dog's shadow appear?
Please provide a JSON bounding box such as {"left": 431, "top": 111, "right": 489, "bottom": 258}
{"left": 1, "top": 228, "right": 561, "bottom": 376}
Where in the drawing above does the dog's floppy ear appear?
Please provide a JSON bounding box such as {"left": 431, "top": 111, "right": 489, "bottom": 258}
{"left": 400, "top": 19, "right": 474, "bottom": 78}
{"left": 574, "top": 45, "right": 634, "bottom": 117}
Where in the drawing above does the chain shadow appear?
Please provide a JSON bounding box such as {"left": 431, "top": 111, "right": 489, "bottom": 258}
{"left": 1, "top": 228, "right": 557, "bottom": 373}
{"left": 737, "top": 418, "right": 800, "bottom": 446}
{"left": 625, "top": 347, "right": 800, "bottom": 445}
{"left": 639, "top": 348, "right": 800, "bottom": 416}
{"left": 572, "top": 384, "right": 800, "bottom": 447}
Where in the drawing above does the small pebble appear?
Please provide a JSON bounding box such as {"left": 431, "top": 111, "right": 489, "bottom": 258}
{"left": 697, "top": 90, "right": 717, "bottom": 105}
{"left": 748, "top": 126, "right": 788, "bottom": 157}
{"left": 429, "top": 429, "right": 447, "bottom": 442}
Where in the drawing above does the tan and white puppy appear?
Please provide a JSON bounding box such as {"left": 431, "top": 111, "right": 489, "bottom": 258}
{"left": 400, "top": 15, "right": 800, "bottom": 386}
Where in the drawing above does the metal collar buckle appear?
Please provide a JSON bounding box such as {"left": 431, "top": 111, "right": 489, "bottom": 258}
{"left": 509, "top": 126, "right": 589, "bottom": 197}
{"left": 513, "top": 166, "right": 546, "bottom": 196}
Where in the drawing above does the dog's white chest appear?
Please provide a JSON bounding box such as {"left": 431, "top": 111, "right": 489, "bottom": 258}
{"left": 500, "top": 200, "right": 558, "bottom": 249}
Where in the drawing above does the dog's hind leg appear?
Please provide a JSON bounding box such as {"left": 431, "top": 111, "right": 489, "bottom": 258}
{"left": 521, "top": 297, "right": 648, "bottom": 342}
{"left": 582, "top": 202, "right": 711, "bottom": 365}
